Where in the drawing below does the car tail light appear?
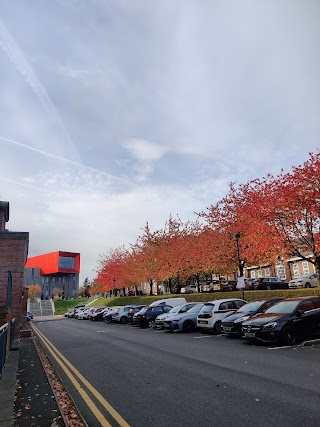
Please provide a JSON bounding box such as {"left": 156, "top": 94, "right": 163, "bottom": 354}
{"left": 209, "top": 313, "right": 213, "bottom": 318}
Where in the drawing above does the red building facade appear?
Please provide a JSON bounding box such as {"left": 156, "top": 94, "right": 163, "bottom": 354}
{"left": 25, "top": 251, "right": 80, "bottom": 299}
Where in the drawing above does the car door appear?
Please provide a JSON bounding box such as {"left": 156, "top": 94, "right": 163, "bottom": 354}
{"left": 292, "top": 300, "right": 315, "bottom": 339}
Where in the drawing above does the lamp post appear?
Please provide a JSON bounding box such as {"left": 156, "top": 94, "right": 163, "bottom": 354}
{"left": 234, "top": 232, "right": 245, "bottom": 299}
{"left": 113, "top": 278, "right": 116, "bottom": 299}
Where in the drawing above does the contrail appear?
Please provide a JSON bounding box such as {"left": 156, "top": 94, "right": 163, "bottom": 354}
{"left": 0, "top": 136, "right": 139, "bottom": 188}
{"left": 0, "top": 177, "right": 57, "bottom": 194}
{"left": 0, "top": 17, "right": 80, "bottom": 161}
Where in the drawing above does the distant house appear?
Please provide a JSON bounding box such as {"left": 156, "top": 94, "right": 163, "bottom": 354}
{"left": 25, "top": 251, "right": 80, "bottom": 299}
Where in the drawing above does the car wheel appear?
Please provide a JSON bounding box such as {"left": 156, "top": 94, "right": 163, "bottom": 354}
{"left": 266, "top": 285, "right": 272, "bottom": 290}
{"left": 305, "top": 282, "right": 311, "bottom": 288}
{"left": 120, "top": 316, "right": 127, "bottom": 324}
{"left": 183, "top": 320, "right": 195, "bottom": 333}
{"left": 280, "top": 326, "right": 296, "bottom": 345}
{"left": 213, "top": 321, "right": 222, "bottom": 335}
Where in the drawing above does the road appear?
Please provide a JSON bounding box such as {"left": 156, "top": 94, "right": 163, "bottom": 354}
{"left": 33, "top": 317, "right": 320, "bottom": 427}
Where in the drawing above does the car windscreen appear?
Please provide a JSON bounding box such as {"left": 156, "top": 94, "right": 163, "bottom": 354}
{"left": 188, "top": 304, "right": 204, "bottom": 313}
{"left": 138, "top": 307, "right": 149, "bottom": 314}
{"left": 237, "top": 301, "right": 264, "bottom": 313}
{"left": 169, "top": 304, "right": 184, "bottom": 313}
{"left": 264, "top": 300, "right": 300, "bottom": 314}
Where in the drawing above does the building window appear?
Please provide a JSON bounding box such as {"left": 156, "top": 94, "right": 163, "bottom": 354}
{"left": 276, "top": 265, "right": 286, "bottom": 280}
{"left": 257, "top": 270, "right": 263, "bottom": 278}
{"left": 265, "top": 268, "right": 270, "bottom": 278}
{"left": 59, "top": 256, "right": 75, "bottom": 269}
{"left": 302, "top": 262, "right": 310, "bottom": 275}
{"left": 293, "top": 263, "right": 299, "bottom": 278}
{"left": 250, "top": 271, "right": 256, "bottom": 279}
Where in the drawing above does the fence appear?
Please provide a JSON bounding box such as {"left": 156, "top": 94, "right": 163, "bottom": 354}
{"left": 0, "top": 323, "right": 8, "bottom": 379}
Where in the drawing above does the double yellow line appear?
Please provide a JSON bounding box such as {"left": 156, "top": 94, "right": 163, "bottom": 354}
{"left": 32, "top": 324, "right": 130, "bottom": 427}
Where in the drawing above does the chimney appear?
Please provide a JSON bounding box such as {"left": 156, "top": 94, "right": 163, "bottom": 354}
{"left": 0, "top": 201, "right": 9, "bottom": 231}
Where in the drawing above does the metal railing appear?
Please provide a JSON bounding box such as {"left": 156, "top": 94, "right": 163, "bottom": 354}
{"left": 0, "top": 323, "right": 8, "bottom": 379}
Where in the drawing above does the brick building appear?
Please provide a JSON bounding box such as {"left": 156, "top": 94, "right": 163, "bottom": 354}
{"left": 25, "top": 251, "right": 80, "bottom": 299}
{"left": 0, "top": 201, "right": 29, "bottom": 338}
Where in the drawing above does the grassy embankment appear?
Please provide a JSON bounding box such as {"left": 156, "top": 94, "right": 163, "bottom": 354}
{"left": 54, "top": 288, "right": 320, "bottom": 314}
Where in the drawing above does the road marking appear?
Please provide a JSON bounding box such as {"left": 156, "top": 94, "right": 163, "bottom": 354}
{"left": 31, "top": 324, "right": 111, "bottom": 427}
{"left": 32, "top": 324, "right": 130, "bottom": 427}
{"left": 194, "top": 335, "right": 212, "bottom": 339}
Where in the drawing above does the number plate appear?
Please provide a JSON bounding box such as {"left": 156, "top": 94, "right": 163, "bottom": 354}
{"left": 199, "top": 320, "right": 208, "bottom": 324}
{"left": 244, "top": 332, "right": 255, "bottom": 338}
{"left": 223, "top": 327, "right": 232, "bottom": 332}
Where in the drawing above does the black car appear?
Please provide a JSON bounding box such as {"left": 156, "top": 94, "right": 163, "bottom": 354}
{"left": 252, "top": 277, "right": 288, "bottom": 290}
{"left": 242, "top": 296, "right": 320, "bottom": 345}
{"left": 137, "top": 305, "right": 172, "bottom": 328}
{"left": 221, "top": 298, "right": 283, "bottom": 336}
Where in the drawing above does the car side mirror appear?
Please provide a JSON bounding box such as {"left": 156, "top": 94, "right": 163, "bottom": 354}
{"left": 296, "top": 310, "right": 304, "bottom": 317}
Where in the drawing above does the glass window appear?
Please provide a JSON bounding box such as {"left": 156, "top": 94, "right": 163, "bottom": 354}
{"left": 302, "top": 262, "right": 310, "bottom": 275}
{"left": 257, "top": 270, "right": 263, "bottom": 278}
{"left": 265, "top": 268, "right": 270, "bottom": 278}
{"left": 276, "top": 265, "right": 286, "bottom": 280}
{"left": 250, "top": 271, "right": 256, "bottom": 279}
{"left": 59, "top": 256, "right": 75, "bottom": 269}
{"left": 265, "top": 300, "right": 300, "bottom": 314}
{"left": 293, "top": 263, "right": 299, "bottom": 278}
{"left": 298, "top": 300, "right": 314, "bottom": 311}
{"left": 237, "top": 301, "right": 263, "bottom": 313}
{"left": 188, "top": 304, "right": 204, "bottom": 313}
{"left": 201, "top": 304, "right": 214, "bottom": 313}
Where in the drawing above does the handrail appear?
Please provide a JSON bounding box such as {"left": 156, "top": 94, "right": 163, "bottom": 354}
{"left": 0, "top": 323, "right": 8, "bottom": 334}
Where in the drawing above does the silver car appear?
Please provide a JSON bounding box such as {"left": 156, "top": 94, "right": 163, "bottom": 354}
{"left": 289, "top": 273, "right": 319, "bottom": 289}
{"left": 163, "top": 303, "right": 205, "bottom": 332}
{"left": 154, "top": 303, "right": 198, "bottom": 329}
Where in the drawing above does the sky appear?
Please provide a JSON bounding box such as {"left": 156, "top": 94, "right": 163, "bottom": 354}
{"left": 1, "top": 0, "right": 319, "bottom": 284}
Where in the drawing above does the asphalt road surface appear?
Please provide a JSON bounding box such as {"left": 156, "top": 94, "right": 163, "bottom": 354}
{"left": 33, "top": 317, "right": 320, "bottom": 427}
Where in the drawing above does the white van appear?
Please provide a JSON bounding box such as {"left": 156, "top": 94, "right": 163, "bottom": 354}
{"left": 149, "top": 297, "right": 187, "bottom": 308}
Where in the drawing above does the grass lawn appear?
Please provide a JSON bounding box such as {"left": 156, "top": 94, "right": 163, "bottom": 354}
{"left": 54, "top": 288, "right": 320, "bottom": 312}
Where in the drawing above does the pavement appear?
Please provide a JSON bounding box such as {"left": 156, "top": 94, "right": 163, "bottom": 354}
{"left": 0, "top": 319, "right": 65, "bottom": 427}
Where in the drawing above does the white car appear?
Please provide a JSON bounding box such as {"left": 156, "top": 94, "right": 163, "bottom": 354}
{"left": 289, "top": 273, "right": 319, "bottom": 289}
{"left": 154, "top": 303, "right": 198, "bottom": 329}
{"left": 180, "top": 285, "right": 198, "bottom": 294}
{"left": 197, "top": 298, "right": 246, "bottom": 334}
{"left": 111, "top": 306, "right": 137, "bottom": 324}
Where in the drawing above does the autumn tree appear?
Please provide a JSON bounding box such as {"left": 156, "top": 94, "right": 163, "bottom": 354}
{"left": 52, "top": 287, "right": 62, "bottom": 299}
{"left": 27, "top": 284, "right": 42, "bottom": 301}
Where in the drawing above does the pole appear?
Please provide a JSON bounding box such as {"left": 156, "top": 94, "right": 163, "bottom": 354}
{"left": 234, "top": 233, "right": 245, "bottom": 300}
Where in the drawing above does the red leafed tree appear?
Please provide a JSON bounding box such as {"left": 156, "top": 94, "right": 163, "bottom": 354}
{"left": 95, "top": 246, "right": 130, "bottom": 293}
{"left": 260, "top": 152, "right": 320, "bottom": 273}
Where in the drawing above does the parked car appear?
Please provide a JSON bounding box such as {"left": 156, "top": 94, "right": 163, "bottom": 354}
{"left": 197, "top": 299, "right": 246, "bottom": 334}
{"left": 242, "top": 296, "right": 320, "bottom": 345}
{"left": 90, "top": 307, "right": 107, "bottom": 321}
{"left": 127, "top": 305, "right": 146, "bottom": 324}
{"left": 104, "top": 307, "right": 121, "bottom": 323}
{"left": 252, "top": 277, "right": 289, "bottom": 290}
{"left": 149, "top": 297, "right": 187, "bottom": 307}
{"left": 111, "top": 305, "right": 138, "bottom": 324}
{"left": 154, "top": 303, "right": 198, "bottom": 329}
{"left": 289, "top": 273, "right": 319, "bottom": 289}
{"left": 164, "top": 303, "right": 205, "bottom": 332}
{"left": 76, "top": 308, "right": 92, "bottom": 320}
{"left": 180, "top": 285, "right": 198, "bottom": 294}
{"left": 221, "top": 298, "right": 283, "bottom": 336}
{"left": 74, "top": 307, "right": 87, "bottom": 319}
{"left": 137, "top": 305, "right": 173, "bottom": 328}
{"left": 243, "top": 278, "right": 256, "bottom": 290}
{"left": 202, "top": 281, "right": 220, "bottom": 292}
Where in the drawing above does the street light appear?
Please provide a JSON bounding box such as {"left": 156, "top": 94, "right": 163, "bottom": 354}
{"left": 234, "top": 232, "right": 245, "bottom": 299}
{"left": 113, "top": 278, "right": 116, "bottom": 299}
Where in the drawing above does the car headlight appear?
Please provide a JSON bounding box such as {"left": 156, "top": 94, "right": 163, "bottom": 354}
{"left": 234, "top": 316, "right": 250, "bottom": 323}
{"left": 262, "top": 322, "right": 278, "bottom": 331}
